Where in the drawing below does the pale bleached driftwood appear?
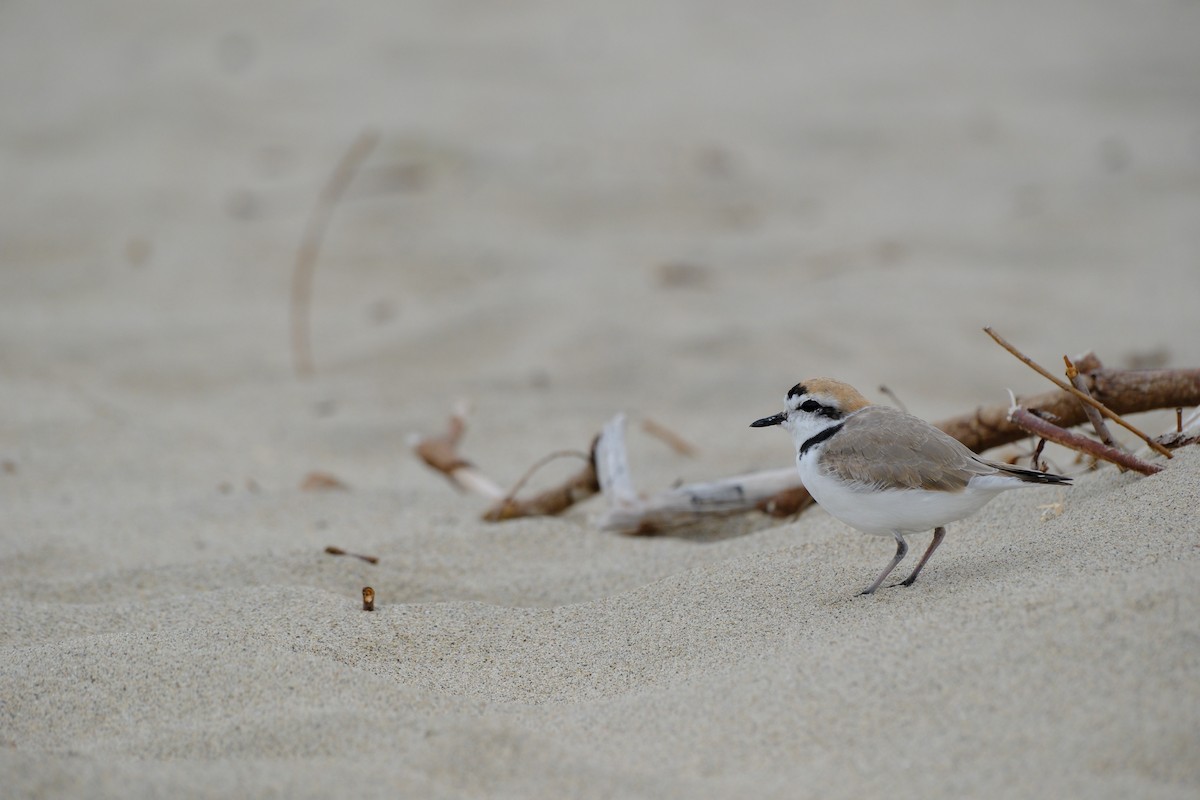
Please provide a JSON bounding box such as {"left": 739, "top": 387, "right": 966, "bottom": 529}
{"left": 593, "top": 414, "right": 810, "bottom": 534}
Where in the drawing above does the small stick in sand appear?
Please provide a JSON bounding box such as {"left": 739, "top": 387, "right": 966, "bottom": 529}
{"left": 324, "top": 546, "right": 379, "bottom": 565}
{"left": 984, "top": 327, "right": 1172, "bottom": 458}
{"left": 1007, "top": 396, "right": 1162, "bottom": 476}
{"left": 362, "top": 587, "right": 375, "bottom": 611}
{"left": 1155, "top": 406, "right": 1200, "bottom": 450}
{"left": 291, "top": 130, "right": 380, "bottom": 379}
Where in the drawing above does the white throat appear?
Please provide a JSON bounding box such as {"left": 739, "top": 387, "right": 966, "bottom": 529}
{"left": 785, "top": 413, "right": 845, "bottom": 462}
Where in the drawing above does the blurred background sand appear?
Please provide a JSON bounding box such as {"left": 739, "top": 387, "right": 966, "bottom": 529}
{"left": 2, "top": 2, "right": 1199, "bottom": 797}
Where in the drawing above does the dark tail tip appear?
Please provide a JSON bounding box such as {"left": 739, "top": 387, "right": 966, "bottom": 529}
{"left": 1001, "top": 465, "right": 1072, "bottom": 485}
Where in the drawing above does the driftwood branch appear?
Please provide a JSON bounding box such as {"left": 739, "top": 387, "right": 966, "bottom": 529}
{"left": 412, "top": 410, "right": 809, "bottom": 532}
{"left": 593, "top": 414, "right": 812, "bottom": 534}
{"left": 1007, "top": 401, "right": 1163, "bottom": 476}
{"left": 413, "top": 359, "right": 1196, "bottom": 534}
{"left": 983, "top": 328, "right": 1172, "bottom": 457}
{"left": 936, "top": 366, "right": 1200, "bottom": 453}
{"left": 413, "top": 408, "right": 602, "bottom": 520}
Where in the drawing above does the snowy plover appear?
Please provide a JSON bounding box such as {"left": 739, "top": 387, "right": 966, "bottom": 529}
{"left": 752, "top": 378, "right": 1071, "bottom": 594}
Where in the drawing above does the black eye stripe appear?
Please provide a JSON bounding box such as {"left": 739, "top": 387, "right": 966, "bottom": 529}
{"left": 798, "top": 399, "right": 842, "bottom": 419}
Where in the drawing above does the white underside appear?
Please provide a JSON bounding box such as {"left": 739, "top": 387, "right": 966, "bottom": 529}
{"left": 799, "top": 455, "right": 1031, "bottom": 537}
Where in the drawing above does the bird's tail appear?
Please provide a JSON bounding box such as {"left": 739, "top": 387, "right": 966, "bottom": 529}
{"left": 995, "top": 464, "right": 1072, "bottom": 485}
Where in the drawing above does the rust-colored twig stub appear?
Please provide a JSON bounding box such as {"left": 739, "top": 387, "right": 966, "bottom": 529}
{"left": 1008, "top": 405, "right": 1163, "bottom": 476}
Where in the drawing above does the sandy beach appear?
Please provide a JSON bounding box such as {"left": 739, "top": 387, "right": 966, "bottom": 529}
{"left": 3, "top": 1, "right": 1199, "bottom": 797}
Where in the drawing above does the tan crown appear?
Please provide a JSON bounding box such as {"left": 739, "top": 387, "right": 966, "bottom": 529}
{"left": 791, "top": 377, "right": 873, "bottom": 414}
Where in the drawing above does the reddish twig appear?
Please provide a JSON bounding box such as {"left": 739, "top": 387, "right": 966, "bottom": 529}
{"left": 1007, "top": 402, "right": 1163, "bottom": 476}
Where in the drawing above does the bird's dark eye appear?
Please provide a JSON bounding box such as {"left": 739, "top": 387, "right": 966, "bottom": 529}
{"left": 800, "top": 400, "right": 821, "bottom": 412}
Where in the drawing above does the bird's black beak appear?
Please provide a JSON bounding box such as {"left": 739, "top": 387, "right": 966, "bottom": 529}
{"left": 750, "top": 412, "right": 786, "bottom": 428}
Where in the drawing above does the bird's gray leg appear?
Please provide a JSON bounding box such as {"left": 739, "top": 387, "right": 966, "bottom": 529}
{"left": 861, "top": 533, "right": 908, "bottom": 595}
{"left": 895, "top": 526, "right": 946, "bottom": 588}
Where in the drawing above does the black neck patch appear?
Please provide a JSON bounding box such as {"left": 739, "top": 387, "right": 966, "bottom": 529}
{"left": 800, "top": 422, "right": 844, "bottom": 456}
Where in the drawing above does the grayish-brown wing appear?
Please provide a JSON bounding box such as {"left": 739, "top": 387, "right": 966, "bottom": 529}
{"left": 819, "top": 406, "right": 996, "bottom": 491}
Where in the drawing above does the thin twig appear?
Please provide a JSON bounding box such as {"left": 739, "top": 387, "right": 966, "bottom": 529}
{"left": 641, "top": 418, "right": 698, "bottom": 457}
{"left": 302, "top": 471, "right": 350, "bottom": 491}
{"left": 1007, "top": 398, "right": 1162, "bottom": 476}
{"left": 325, "top": 546, "right": 379, "bottom": 564}
{"left": 291, "top": 130, "right": 380, "bottom": 378}
{"left": 983, "top": 328, "right": 1172, "bottom": 458}
{"left": 481, "top": 448, "right": 600, "bottom": 521}
{"left": 877, "top": 385, "right": 908, "bottom": 413}
{"left": 1064, "top": 355, "right": 1120, "bottom": 451}
{"left": 502, "top": 450, "right": 592, "bottom": 499}
{"left": 1031, "top": 437, "right": 1048, "bottom": 472}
